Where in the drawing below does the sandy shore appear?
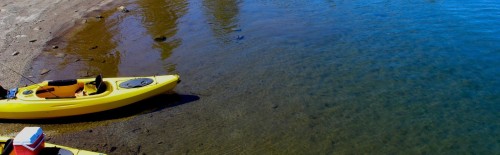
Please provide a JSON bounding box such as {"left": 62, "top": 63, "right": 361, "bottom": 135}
{"left": 0, "top": 0, "right": 127, "bottom": 153}
{"left": 0, "top": 0, "right": 118, "bottom": 88}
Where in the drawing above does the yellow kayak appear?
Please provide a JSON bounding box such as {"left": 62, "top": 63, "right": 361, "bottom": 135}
{"left": 1, "top": 136, "right": 104, "bottom": 155}
{"left": 0, "top": 74, "right": 180, "bottom": 119}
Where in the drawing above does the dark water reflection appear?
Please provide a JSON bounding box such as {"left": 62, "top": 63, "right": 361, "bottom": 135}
{"left": 203, "top": 0, "right": 241, "bottom": 42}
{"left": 137, "top": 0, "right": 188, "bottom": 60}
{"left": 13, "top": 0, "right": 500, "bottom": 154}
{"left": 30, "top": 0, "right": 188, "bottom": 81}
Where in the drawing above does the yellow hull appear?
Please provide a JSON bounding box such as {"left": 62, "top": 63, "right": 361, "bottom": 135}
{"left": 0, "top": 136, "right": 104, "bottom": 155}
{"left": 0, "top": 75, "right": 180, "bottom": 119}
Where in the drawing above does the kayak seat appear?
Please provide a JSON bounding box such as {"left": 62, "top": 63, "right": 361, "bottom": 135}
{"left": 87, "top": 75, "right": 107, "bottom": 95}
{"left": 37, "top": 82, "right": 83, "bottom": 98}
{"left": 48, "top": 79, "right": 77, "bottom": 86}
{"left": 36, "top": 88, "right": 55, "bottom": 94}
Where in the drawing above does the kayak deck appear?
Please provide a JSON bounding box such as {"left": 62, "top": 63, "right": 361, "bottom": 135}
{"left": 0, "top": 74, "right": 180, "bottom": 119}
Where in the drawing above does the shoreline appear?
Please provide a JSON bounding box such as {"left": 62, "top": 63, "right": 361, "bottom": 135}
{"left": 0, "top": 0, "right": 119, "bottom": 88}
{"left": 0, "top": 1, "right": 137, "bottom": 153}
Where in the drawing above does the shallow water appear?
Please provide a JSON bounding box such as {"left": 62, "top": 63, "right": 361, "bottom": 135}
{"left": 20, "top": 0, "right": 500, "bottom": 154}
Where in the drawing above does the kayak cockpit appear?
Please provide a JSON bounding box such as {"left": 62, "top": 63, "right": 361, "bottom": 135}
{"left": 36, "top": 75, "right": 107, "bottom": 99}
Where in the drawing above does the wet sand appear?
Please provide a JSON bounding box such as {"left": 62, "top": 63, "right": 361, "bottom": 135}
{"left": 0, "top": 1, "right": 201, "bottom": 154}
{"left": 0, "top": 0, "right": 116, "bottom": 88}
{"left": 0, "top": 0, "right": 127, "bottom": 153}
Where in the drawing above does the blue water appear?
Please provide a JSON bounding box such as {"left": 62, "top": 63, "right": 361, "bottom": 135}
{"left": 26, "top": 0, "right": 500, "bottom": 154}
{"left": 170, "top": 0, "right": 500, "bottom": 154}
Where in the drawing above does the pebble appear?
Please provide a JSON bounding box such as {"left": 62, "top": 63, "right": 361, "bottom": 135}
{"left": 77, "top": 58, "right": 94, "bottom": 62}
{"left": 55, "top": 53, "right": 66, "bottom": 58}
{"left": 96, "top": 15, "right": 104, "bottom": 19}
{"left": 136, "top": 145, "right": 141, "bottom": 153}
{"left": 33, "top": 27, "right": 41, "bottom": 31}
{"left": 11, "top": 52, "right": 19, "bottom": 56}
{"left": 272, "top": 104, "right": 279, "bottom": 109}
{"left": 81, "top": 19, "right": 88, "bottom": 24}
{"left": 52, "top": 45, "right": 58, "bottom": 49}
{"left": 110, "top": 147, "right": 117, "bottom": 152}
{"left": 40, "top": 69, "right": 50, "bottom": 75}
{"left": 29, "top": 39, "right": 37, "bottom": 43}
{"left": 236, "top": 35, "right": 244, "bottom": 40}
{"left": 89, "top": 46, "right": 98, "bottom": 50}
{"left": 118, "top": 6, "right": 129, "bottom": 13}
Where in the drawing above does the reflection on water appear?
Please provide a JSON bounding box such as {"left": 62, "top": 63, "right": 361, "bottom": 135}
{"left": 61, "top": 11, "right": 121, "bottom": 78}
{"left": 203, "top": 0, "right": 241, "bottom": 42}
{"left": 30, "top": 0, "right": 188, "bottom": 81}
{"left": 10, "top": 0, "right": 500, "bottom": 154}
{"left": 137, "top": 0, "right": 188, "bottom": 60}
{"left": 30, "top": 9, "right": 122, "bottom": 80}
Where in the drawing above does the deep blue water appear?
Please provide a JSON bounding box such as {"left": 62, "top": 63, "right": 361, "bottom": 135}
{"left": 29, "top": 0, "right": 499, "bottom": 153}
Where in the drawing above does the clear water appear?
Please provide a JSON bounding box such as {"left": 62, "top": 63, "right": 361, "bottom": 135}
{"left": 21, "top": 0, "right": 500, "bottom": 154}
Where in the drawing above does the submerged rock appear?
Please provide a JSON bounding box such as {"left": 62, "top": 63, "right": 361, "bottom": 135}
{"left": 236, "top": 35, "right": 244, "bottom": 40}
{"left": 154, "top": 36, "right": 167, "bottom": 42}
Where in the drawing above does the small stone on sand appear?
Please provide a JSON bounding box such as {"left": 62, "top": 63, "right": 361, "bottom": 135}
{"left": 55, "top": 53, "right": 66, "bottom": 58}
{"left": 40, "top": 69, "right": 50, "bottom": 75}
{"left": 118, "top": 6, "right": 129, "bottom": 13}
